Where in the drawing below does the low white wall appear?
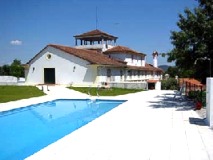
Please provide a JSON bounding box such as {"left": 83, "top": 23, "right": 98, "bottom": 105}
{"left": 110, "top": 82, "right": 147, "bottom": 90}
{"left": 0, "top": 76, "right": 26, "bottom": 85}
{"left": 206, "top": 78, "right": 213, "bottom": 128}
{"left": 0, "top": 76, "right": 17, "bottom": 85}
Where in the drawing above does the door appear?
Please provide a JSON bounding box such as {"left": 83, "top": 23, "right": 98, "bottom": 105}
{"left": 107, "top": 69, "right": 111, "bottom": 82}
{"left": 44, "top": 68, "right": 55, "bottom": 84}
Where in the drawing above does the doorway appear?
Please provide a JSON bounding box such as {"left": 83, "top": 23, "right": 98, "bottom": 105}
{"left": 44, "top": 68, "right": 55, "bottom": 84}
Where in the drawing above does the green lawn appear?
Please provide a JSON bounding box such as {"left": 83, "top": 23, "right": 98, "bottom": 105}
{"left": 0, "top": 86, "right": 45, "bottom": 103}
{"left": 0, "top": 86, "right": 143, "bottom": 103}
{"left": 69, "top": 87, "right": 144, "bottom": 96}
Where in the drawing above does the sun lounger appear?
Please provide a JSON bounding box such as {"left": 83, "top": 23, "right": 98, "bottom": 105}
{"left": 174, "top": 85, "right": 185, "bottom": 100}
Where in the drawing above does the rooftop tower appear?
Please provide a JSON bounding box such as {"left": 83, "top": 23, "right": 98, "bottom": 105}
{"left": 74, "top": 29, "right": 118, "bottom": 52}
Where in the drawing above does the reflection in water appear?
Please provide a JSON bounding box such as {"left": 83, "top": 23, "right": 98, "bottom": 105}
{"left": 0, "top": 99, "right": 126, "bottom": 160}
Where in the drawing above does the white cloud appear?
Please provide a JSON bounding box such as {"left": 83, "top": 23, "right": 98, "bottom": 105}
{"left": 10, "top": 40, "right": 22, "bottom": 45}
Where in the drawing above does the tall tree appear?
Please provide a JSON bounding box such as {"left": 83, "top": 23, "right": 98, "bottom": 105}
{"left": 167, "top": 0, "right": 213, "bottom": 83}
{"left": 10, "top": 59, "right": 24, "bottom": 78}
{"left": 1, "top": 65, "right": 11, "bottom": 75}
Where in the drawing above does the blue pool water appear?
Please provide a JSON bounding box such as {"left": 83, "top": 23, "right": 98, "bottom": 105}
{"left": 0, "top": 99, "right": 125, "bottom": 160}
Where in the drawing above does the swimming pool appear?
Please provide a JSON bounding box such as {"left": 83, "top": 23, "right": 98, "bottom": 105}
{"left": 0, "top": 99, "right": 126, "bottom": 160}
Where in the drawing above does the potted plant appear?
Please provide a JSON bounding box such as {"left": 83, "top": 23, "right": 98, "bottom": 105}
{"left": 188, "top": 90, "right": 205, "bottom": 110}
{"left": 195, "top": 100, "right": 202, "bottom": 110}
{"left": 195, "top": 91, "right": 206, "bottom": 110}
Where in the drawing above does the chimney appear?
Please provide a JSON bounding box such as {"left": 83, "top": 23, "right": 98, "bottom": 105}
{"left": 152, "top": 51, "right": 158, "bottom": 68}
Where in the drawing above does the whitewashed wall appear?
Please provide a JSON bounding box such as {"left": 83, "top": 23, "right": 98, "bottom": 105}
{"left": 97, "top": 67, "right": 107, "bottom": 83}
{"left": 108, "top": 53, "right": 145, "bottom": 67}
{"left": 206, "top": 78, "right": 213, "bottom": 128}
{"left": 97, "top": 67, "right": 126, "bottom": 83}
{"left": 155, "top": 81, "right": 161, "bottom": 90}
{"left": 98, "top": 68, "right": 158, "bottom": 82}
{"left": 111, "top": 68, "right": 121, "bottom": 82}
{"left": 25, "top": 46, "right": 97, "bottom": 85}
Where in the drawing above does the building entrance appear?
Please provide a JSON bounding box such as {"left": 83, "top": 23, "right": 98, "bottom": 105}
{"left": 44, "top": 68, "right": 55, "bottom": 84}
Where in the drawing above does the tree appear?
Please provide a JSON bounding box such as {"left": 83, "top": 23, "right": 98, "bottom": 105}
{"left": 165, "top": 66, "right": 195, "bottom": 78}
{"left": 0, "top": 59, "right": 24, "bottom": 78}
{"left": 165, "top": 66, "right": 179, "bottom": 78}
{"left": 161, "top": 78, "right": 178, "bottom": 90}
{"left": 1, "top": 65, "right": 10, "bottom": 75}
{"left": 167, "top": 0, "right": 213, "bottom": 83}
{"left": 10, "top": 59, "right": 24, "bottom": 78}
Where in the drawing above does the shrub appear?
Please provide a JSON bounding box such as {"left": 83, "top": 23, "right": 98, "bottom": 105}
{"left": 188, "top": 90, "right": 206, "bottom": 107}
{"left": 161, "top": 78, "right": 178, "bottom": 90}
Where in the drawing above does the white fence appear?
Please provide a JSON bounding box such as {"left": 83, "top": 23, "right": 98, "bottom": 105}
{"left": 0, "top": 76, "right": 25, "bottom": 85}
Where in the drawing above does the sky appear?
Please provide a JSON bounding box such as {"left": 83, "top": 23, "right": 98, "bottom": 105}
{"left": 0, "top": 0, "right": 198, "bottom": 66}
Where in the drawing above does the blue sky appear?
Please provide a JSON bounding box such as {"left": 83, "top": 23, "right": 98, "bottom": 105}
{"left": 0, "top": 0, "right": 198, "bottom": 66}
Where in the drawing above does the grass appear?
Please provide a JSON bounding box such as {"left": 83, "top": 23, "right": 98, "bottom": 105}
{"left": 0, "top": 85, "right": 45, "bottom": 103}
{"left": 68, "top": 87, "right": 144, "bottom": 96}
{"left": 0, "top": 86, "right": 143, "bottom": 103}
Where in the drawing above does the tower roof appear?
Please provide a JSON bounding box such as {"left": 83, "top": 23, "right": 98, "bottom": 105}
{"left": 74, "top": 29, "right": 118, "bottom": 41}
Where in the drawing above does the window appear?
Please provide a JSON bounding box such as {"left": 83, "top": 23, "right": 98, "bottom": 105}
{"left": 120, "top": 70, "right": 123, "bottom": 81}
{"left": 46, "top": 54, "right": 52, "bottom": 60}
{"left": 128, "top": 70, "right": 132, "bottom": 79}
{"left": 107, "top": 69, "right": 111, "bottom": 78}
{"left": 107, "top": 69, "right": 111, "bottom": 82}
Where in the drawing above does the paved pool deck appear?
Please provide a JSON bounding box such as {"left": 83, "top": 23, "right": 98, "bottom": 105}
{"left": 1, "top": 86, "right": 213, "bottom": 160}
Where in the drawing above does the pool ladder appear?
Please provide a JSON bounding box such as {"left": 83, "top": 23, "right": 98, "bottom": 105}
{"left": 97, "top": 85, "right": 100, "bottom": 97}
{"left": 88, "top": 85, "right": 91, "bottom": 96}
{"left": 87, "top": 85, "right": 100, "bottom": 97}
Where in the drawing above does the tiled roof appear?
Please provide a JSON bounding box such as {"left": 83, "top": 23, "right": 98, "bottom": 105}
{"left": 179, "top": 78, "right": 204, "bottom": 86}
{"left": 49, "top": 44, "right": 126, "bottom": 66}
{"left": 147, "top": 80, "right": 159, "bottom": 83}
{"left": 74, "top": 29, "right": 117, "bottom": 40}
{"left": 126, "top": 64, "right": 163, "bottom": 72}
{"left": 145, "top": 64, "right": 163, "bottom": 72}
{"left": 104, "top": 45, "right": 146, "bottom": 57}
{"left": 26, "top": 44, "right": 125, "bottom": 66}
{"left": 26, "top": 44, "right": 162, "bottom": 72}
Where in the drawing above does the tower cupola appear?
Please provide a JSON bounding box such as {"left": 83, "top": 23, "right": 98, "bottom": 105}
{"left": 74, "top": 29, "right": 118, "bottom": 52}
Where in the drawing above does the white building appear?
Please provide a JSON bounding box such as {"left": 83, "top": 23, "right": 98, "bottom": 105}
{"left": 25, "top": 29, "right": 163, "bottom": 89}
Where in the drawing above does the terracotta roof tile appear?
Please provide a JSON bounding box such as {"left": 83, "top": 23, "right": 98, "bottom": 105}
{"left": 146, "top": 64, "right": 163, "bottom": 72}
{"left": 179, "top": 78, "right": 204, "bottom": 86}
{"left": 104, "top": 45, "right": 146, "bottom": 57}
{"left": 49, "top": 44, "right": 125, "bottom": 66}
{"left": 26, "top": 44, "right": 162, "bottom": 72}
{"left": 147, "top": 80, "right": 159, "bottom": 83}
{"left": 74, "top": 29, "right": 117, "bottom": 40}
{"left": 126, "top": 64, "right": 163, "bottom": 72}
